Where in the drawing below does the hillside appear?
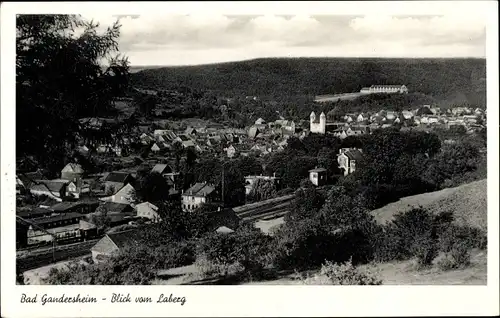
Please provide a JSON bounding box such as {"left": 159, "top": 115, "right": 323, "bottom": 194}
{"left": 130, "top": 58, "right": 486, "bottom": 106}
{"left": 371, "top": 179, "right": 487, "bottom": 231}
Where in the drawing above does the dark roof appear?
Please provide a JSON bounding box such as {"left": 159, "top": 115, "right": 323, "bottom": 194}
{"left": 178, "top": 134, "right": 190, "bottom": 141}
{"left": 309, "top": 168, "right": 327, "bottom": 173}
{"left": 106, "top": 229, "right": 144, "bottom": 249}
{"left": 17, "top": 171, "right": 45, "bottom": 188}
{"left": 344, "top": 149, "right": 363, "bottom": 161}
{"left": 17, "top": 207, "right": 54, "bottom": 219}
{"left": 184, "top": 182, "right": 216, "bottom": 197}
{"left": 104, "top": 172, "right": 132, "bottom": 183}
{"left": 30, "top": 180, "right": 68, "bottom": 193}
{"left": 31, "top": 212, "right": 85, "bottom": 226}
{"left": 50, "top": 202, "right": 79, "bottom": 212}
{"left": 101, "top": 202, "right": 132, "bottom": 213}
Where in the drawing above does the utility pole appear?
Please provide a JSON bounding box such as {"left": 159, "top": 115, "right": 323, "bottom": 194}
{"left": 221, "top": 162, "right": 225, "bottom": 207}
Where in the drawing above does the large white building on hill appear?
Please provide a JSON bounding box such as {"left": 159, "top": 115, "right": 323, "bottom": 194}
{"left": 360, "top": 85, "right": 408, "bottom": 94}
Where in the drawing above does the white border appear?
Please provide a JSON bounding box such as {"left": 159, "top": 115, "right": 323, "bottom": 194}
{"left": 1, "top": 2, "right": 499, "bottom": 317}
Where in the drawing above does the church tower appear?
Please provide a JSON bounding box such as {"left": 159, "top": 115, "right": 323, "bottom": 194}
{"left": 319, "top": 112, "right": 326, "bottom": 134}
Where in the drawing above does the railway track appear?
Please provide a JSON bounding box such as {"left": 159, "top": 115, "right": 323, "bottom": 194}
{"left": 17, "top": 240, "right": 98, "bottom": 272}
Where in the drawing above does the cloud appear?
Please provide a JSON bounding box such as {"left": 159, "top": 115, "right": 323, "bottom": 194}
{"left": 349, "top": 15, "right": 486, "bottom": 47}
{"left": 81, "top": 13, "right": 486, "bottom": 65}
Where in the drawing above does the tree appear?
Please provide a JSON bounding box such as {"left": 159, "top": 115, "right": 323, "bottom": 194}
{"left": 186, "top": 147, "right": 197, "bottom": 168}
{"left": 137, "top": 172, "right": 171, "bottom": 203}
{"left": 90, "top": 205, "right": 111, "bottom": 230}
{"left": 172, "top": 142, "right": 184, "bottom": 171}
{"left": 16, "top": 15, "right": 129, "bottom": 176}
{"left": 134, "top": 93, "right": 157, "bottom": 117}
{"left": 248, "top": 178, "right": 278, "bottom": 202}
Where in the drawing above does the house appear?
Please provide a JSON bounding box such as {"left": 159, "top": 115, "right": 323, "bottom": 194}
{"left": 151, "top": 164, "right": 178, "bottom": 184}
{"left": 29, "top": 180, "right": 69, "bottom": 201}
{"left": 181, "top": 182, "right": 219, "bottom": 212}
{"left": 91, "top": 229, "right": 144, "bottom": 263}
{"left": 27, "top": 212, "right": 85, "bottom": 245}
{"left": 100, "top": 183, "right": 135, "bottom": 204}
{"left": 386, "top": 111, "right": 396, "bottom": 120}
{"left": 226, "top": 145, "right": 237, "bottom": 158}
{"left": 402, "top": 110, "right": 414, "bottom": 120}
{"left": 185, "top": 127, "right": 198, "bottom": 136}
{"left": 337, "top": 148, "right": 363, "bottom": 176}
{"left": 16, "top": 170, "right": 45, "bottom": 194}
{"left": 140, "top": 133, "right": 154, "bottom": 145}
{"left": 309, "top": 168, "right": 327, "bottom": 187}
{"left": 248, "top": 126, "right": 260, "bottom": 139}
{"left": 50, "top": 199, "right": 99, "bottom": 214}
{"left": 244, "top": 174, "right": 281, "bottom": 195}
{"left": 66, "top": 180, "right": 90, "bottom": 199}
{"left": 430, "top": 107, "right": 441, "bottom": 115}
{"left": 416, "top": 106, "right": 434, "bottom": 116}
{"left": 255, "top": 118, "right": 266, "bottom": 125}
{"left": 357, "top": 113, "right": 367, "bottom": 122}
{"left": 151, "top": 142, "right": 168, "bottom": 153}
{"left": 103, "top": 172, "right": 134, "bottom": 195}
{"left": 181, "top": 139, "right": 196, "bottom": 149}
{"left": 135, "top": 202, "right": 161, "bottom": 223}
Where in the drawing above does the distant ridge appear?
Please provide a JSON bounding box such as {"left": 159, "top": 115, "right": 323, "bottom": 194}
{"left": 130, "top": 57, "right": 486, "bottom": 106}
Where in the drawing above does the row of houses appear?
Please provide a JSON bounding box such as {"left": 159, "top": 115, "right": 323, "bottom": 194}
{"left": 310, "top": 105, "right": 486, "bottom": 136}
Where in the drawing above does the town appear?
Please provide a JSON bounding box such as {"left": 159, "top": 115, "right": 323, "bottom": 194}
{"left": 14, "top": 14, "right": 488, "bottom": 287}
{"left": 16, "top": 85, "right": 487, "bottom": 278}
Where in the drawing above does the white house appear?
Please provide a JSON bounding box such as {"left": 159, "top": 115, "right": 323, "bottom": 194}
{"left": 181, "top": 182, "right": 218, "bottom": 212}
{"left": 337, "top": 148, "right": 363, "bottom": 176}
{"left": 136, "top": 202, "right": 161, "bottom": 223}
{"left": 309, "top": 168, "right": 327, "bottom": 187}
{"left": 100, "top": 183, "right": 136, "bottom": 205}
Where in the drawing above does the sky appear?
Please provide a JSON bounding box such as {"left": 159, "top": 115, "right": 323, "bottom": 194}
{"left": 83, "top": 13, "right": 487, "bottom": 66}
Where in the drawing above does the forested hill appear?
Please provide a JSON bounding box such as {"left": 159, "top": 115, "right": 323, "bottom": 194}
{"left": 130, "top": 58, "right": 486, "bottom": 106}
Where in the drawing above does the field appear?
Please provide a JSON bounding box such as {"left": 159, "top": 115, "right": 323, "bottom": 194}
{"left": 314, "top": 92, "right": 365, "bottom": 103}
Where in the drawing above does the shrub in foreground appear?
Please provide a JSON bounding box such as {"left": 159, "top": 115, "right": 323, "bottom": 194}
{"left": 299, "top": 260, "right": 382, "bottom": 285}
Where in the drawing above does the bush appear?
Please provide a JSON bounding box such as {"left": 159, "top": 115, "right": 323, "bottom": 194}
{"left": 192, "top": 255, "right": 245, "bottom": 279}
{"left": 436, "top": 243, "right": 471, "bottom": 271}
{"left": 438, "top": 224, "right": 487, "bottom": 252}
{"left": 374, "top": 208, "right": 438, "bottom": 265}
{"left": 299, "top": 260, "right": 382, "bottom": 285}
{"left": 195, "top": 226, "right": 273, "bottom": 278}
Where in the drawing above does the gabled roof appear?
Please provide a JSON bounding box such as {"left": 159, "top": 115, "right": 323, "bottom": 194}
{"left": 62, "top": 163, "right": 84, "bottom": 174}
{"left": 184, "top": 182, "right": 216, "bottom": 197}
{"left": 151, "top": 164, "right": 172, "bottom": 174}
{"left": 105, "top": 229, "right": 144, "bottom": 250}
{"left": 30, "top": 180, "right": 68, "bottom": 193}
{"left": 104, "top": 172, "right": 133, "bottom": 183}
{"left": 135, "top": 201, "right": 159, "bottom": 211}
{"left": 344, "top": 149, "right": 363, "bottom": 161}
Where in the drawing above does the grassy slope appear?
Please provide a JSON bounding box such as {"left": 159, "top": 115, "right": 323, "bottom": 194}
{"left": 371, "top": 179, "right": 487, "bottom": 231}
